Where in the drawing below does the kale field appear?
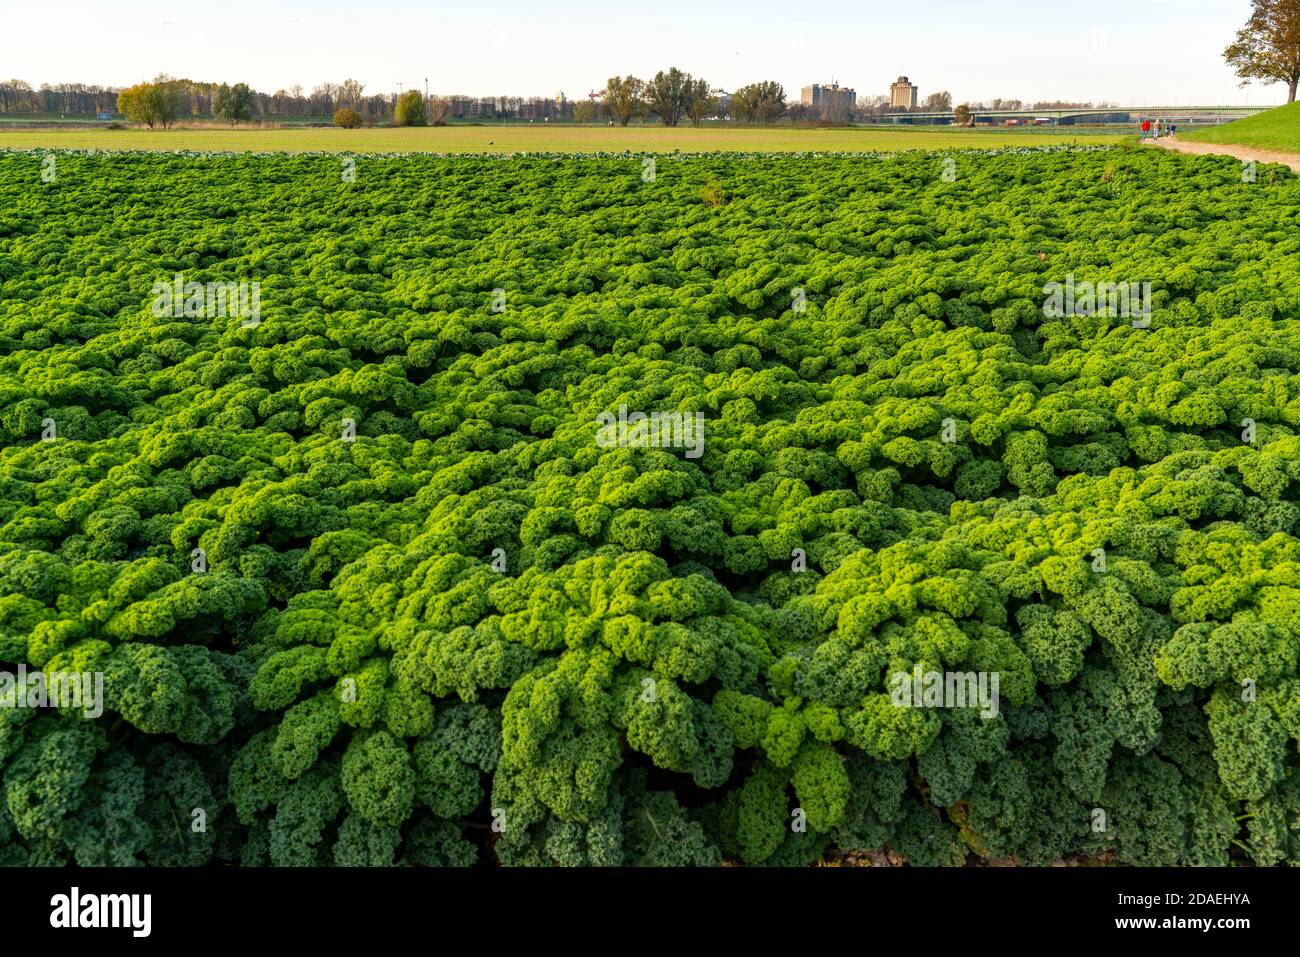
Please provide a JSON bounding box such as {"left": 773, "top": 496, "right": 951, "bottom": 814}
{"left": 2, "top": 146, "right": 1300, "bottom": 867}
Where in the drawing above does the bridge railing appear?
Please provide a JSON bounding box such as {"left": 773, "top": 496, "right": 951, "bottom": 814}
{"left": 871, "top": 106, "right": 1271, "bottom": 122}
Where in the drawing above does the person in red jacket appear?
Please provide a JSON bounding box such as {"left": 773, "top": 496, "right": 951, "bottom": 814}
{"left": 1140, "top": 118, "right": 1151, "bottom": 140}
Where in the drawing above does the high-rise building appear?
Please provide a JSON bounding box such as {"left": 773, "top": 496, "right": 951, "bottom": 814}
{"left": 890, "top": 76, "right": 918, "bottom": 109}
{"left": 800, "top": 83, "right": 857, "bottom": 109}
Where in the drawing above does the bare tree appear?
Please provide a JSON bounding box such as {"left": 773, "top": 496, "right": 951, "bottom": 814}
{"left": 922, "top": 90, "right": 953, "bottom": 111}
{"left": 0, "top": 79, "right": 35, "bottom": 113}
{"left": 312, "top": 82, "right": 339, "bottom": 114}
{"left": 819, "top": 87, "right": 852, "bottom": 124}
{"left": 338, "top": 78, "right": 365, "bottom": 109}
{"left": 852, "top": 94, "right": 890, "bottom": 122}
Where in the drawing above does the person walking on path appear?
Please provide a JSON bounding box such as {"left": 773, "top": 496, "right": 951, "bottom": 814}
{"left": 1141, "top": 118, "right": 1151, "bottom": 140}
{"left": 1155, "top": 118, "right": 1163, "bottom": 139}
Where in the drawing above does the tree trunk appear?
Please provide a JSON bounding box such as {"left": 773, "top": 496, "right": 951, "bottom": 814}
{"left": 1290, "top": 75, "right": 1298, "bottom": 103}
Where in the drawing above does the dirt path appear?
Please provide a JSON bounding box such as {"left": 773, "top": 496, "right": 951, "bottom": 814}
{"left": 1140, "top": 136, "right": 1300, "bottom": 173}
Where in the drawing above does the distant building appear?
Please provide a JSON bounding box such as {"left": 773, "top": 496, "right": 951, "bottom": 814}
{"left": 890, "top": 76, "right": 918, "bottom": 109}
{"left": 801, "top": 83, "right": 856, "bottom": 109}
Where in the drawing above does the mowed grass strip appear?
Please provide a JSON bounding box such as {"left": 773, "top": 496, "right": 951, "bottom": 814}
{"left": 1182, "top": 101, "right": 1300, "bottom": 152}
{"left": 0, "top": 123, "right": 1128, "bottom": 154}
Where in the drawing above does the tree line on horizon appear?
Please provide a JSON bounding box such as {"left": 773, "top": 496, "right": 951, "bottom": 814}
{"left": 5, "top": 0, "right": 1298, "bottom": 131}
{"left": 0, "top": 77, "right": 573, "bottom": 125}
{"left": 0, "top": 75, "right": 1126, "bottom": 129}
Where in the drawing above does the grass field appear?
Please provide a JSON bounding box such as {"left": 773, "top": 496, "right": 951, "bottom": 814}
{"left": 0, "top": 124, "right": 1128, "bottom": 153}
{"left": 1183, "top": 101, "right": 1300, "bottom": 151}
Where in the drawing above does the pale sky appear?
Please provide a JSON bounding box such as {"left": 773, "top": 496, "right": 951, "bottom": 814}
{"left": 1, "top": 0, "right": 1283, "bottom": 106}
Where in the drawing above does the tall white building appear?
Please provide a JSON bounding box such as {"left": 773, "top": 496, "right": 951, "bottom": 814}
{"left": 890, "top": 76, "right": 918, "bottom": 109}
